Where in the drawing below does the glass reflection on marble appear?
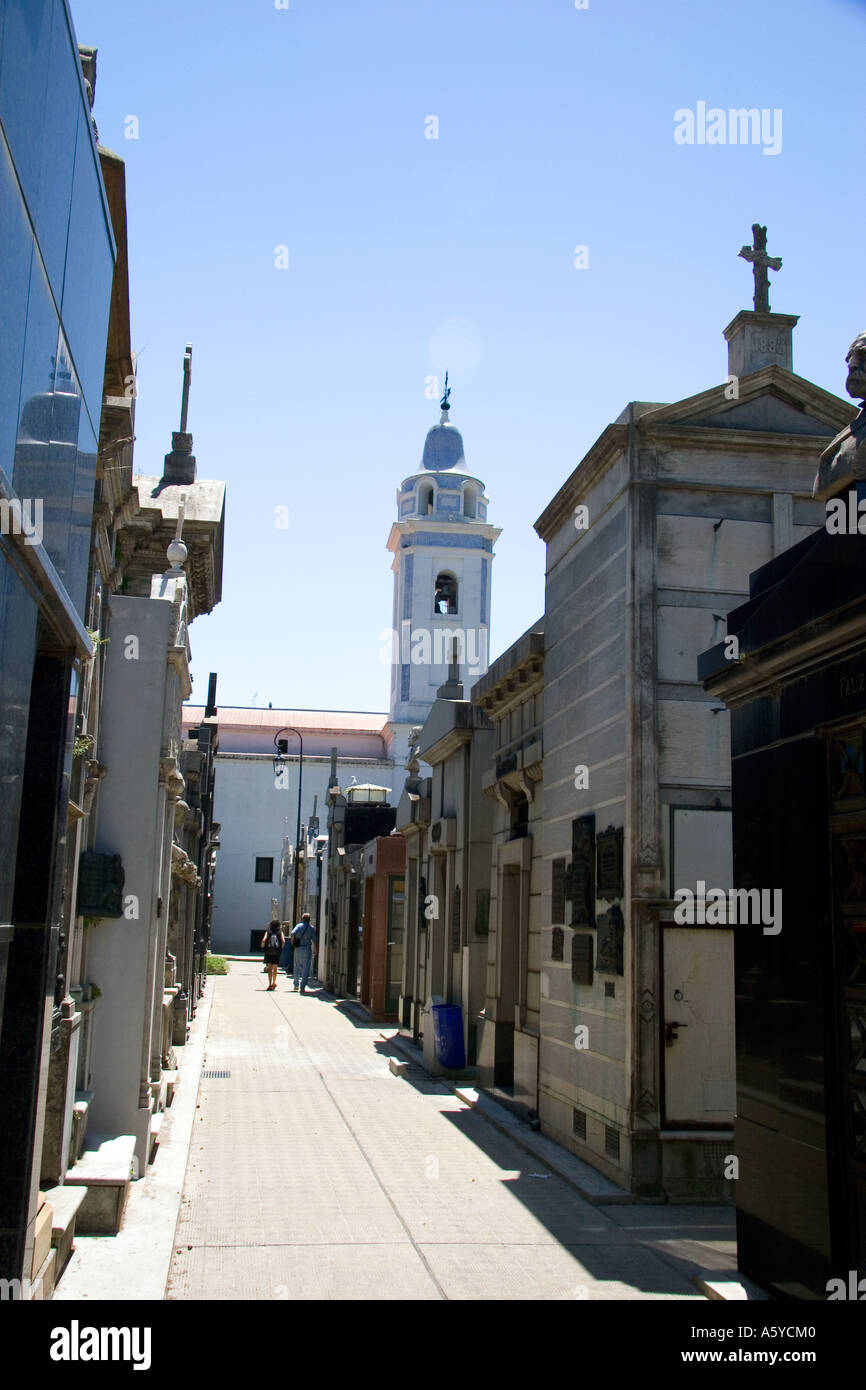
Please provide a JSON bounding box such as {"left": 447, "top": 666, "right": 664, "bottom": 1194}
{"left": 0, "top": 562, "right": 39, "bottom": 923}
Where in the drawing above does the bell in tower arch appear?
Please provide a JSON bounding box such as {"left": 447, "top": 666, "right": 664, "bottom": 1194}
{"left": 434, "top": 572, "right": 457, "bottom": 615}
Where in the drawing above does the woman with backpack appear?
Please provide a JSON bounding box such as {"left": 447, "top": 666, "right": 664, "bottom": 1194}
{"left": 260, "top": 920, "right": 285, "bottom": 990}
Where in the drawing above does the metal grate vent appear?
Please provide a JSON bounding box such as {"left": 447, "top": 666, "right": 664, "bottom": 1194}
{"left": 201, "top": 1069, "right": 230, "bottom": 1079}
{"left": 605, "top": 1124, "right": 620, "bottom": 1160}
{"left": 572, "top": 1108, "right": 586, "bottom": 1139}
{"left": 604, "top": 981, "right": 615, "bottom": 999}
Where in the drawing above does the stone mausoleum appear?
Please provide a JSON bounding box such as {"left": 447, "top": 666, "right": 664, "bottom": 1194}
{"left": 532, "top": 236, "right": 853, "bottom": 1200}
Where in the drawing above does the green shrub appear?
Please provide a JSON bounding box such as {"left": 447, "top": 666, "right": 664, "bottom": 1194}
{"left": 206, "top": 954, "right": 228, "bottom": 975}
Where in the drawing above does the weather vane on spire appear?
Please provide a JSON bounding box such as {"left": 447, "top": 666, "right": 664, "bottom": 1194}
{"left": 440, "top": 370, "right": 451, "bottom": 414}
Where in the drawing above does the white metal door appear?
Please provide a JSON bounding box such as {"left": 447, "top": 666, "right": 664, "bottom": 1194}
{"left": 663, "top": 927, "right": 735, "bottom": 1124}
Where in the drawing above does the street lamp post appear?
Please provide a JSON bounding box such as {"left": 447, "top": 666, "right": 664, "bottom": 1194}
{"left": 273, "top": 728, "right": 304, "bottom": 927}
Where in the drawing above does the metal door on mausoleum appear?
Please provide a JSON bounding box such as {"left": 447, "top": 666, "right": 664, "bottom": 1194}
{"left": 386, "top": 875, "right": 405, "bottom": 1017}
{"left": 826, "top": 722, "right": 866, "bottom": 1272}
{"left": 347, "top": 877, "right": 361, "bottom": 996}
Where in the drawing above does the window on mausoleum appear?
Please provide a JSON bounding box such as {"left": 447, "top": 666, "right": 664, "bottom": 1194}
{"left": 418, "top": 482, "right": 434, "bottom": 515}
{"left": 509, "top": 794, "right": 529, "bottom": 841}
{"left": 255, "top": 856, "right": 274, "bottom": 882}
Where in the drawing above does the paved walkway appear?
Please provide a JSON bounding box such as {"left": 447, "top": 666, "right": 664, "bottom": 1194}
{"left": 166, "top": 961, "right": 734, "bottom": 1301}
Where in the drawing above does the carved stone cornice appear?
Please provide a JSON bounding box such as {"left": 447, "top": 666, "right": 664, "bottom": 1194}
{"left": 472, "top": 629, "right": 544, "bottom": 717}
{"left": 82, "top": 760, "right": 106, "bottom": 815}
{"left": 171, "top": 841, "right": 201, "bottom": 888}
{"left": 159, "top": 757, "right": 185, "bottom": 798}
{"left": 167, "top": 644, "right": 192, "bottom": 695}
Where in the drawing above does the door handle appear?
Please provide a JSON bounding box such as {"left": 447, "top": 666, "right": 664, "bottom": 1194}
{"left": 664, "top": 1021, "right": 689, "bottom": 1045}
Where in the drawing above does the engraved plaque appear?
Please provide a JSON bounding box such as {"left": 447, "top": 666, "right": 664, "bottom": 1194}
{"left": 475, "top": 887, "right": 490, "bottom": 936}
{"left": 595, "top": 904, "right": 624, "bottom": 976}
{"left": 551, "top": 926, "right": 564, "bottom": 962}
{"left": 570, "top": 814, "right": 596, "bottom": 928}
{"left": 551, "top": 858, "right": 567, "bottom": 925}
{"left": 77, "top": 850, "right": 125, "bottom": 917}
{"left": 571, "top": 932, "right": 593, "bottom": 986}
{"left": 597, "top": 825, "right": 624, "bottom": 901}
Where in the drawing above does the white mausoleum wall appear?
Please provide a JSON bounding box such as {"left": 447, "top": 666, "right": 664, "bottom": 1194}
{"left": 210, "top": 754, "right": 394, "bottom": 954}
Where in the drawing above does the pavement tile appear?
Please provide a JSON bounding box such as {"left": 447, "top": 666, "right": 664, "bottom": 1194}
{"left": 165, "top": 962, "right": 721, "bottom": 1301}
{"left": 415, "top": 1243, "right": 699, "bottom": 1300}
{"left": 168, "top": 1242, "right": 440, "bottom": 1300}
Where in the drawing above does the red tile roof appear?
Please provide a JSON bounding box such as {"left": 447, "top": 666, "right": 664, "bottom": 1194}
{"left": 182, "top": 706, "right": 389, "bottom": 735}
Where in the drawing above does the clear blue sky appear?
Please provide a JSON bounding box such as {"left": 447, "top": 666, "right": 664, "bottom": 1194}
{"left": 71, "top": 0, "right": 865, "bottom": 713}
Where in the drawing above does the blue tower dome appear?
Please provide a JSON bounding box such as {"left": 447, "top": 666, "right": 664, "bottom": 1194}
{"left": 420, "top": 370, "right": 467, "bottom": 471}
{"left": 421, "top": 420, "right": 466, "bottom": 472}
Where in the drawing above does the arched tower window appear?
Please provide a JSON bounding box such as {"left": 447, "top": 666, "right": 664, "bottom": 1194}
{"left": 463, "top": 483, "right": 478, "bottom": 518}
{"left": 434, "top": 571, "right": 458, "bottom": 615}
{"left": 417, "top": 481, "right": 434, "bottom": 516}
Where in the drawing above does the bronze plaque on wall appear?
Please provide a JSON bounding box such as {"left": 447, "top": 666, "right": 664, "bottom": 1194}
{"left": 571, "top": 815, "right": 596, "bottom": 928}
{"left": 551, "top": 858, "right": 567, "bottom": 925}
{"left": 475, "top": 887, "right": 490, "bottom": 936}
{"left": 77, "top": 850, "right": 125, "bottom": 917}
{"left": 571, "top": 932, "right": 593, "bottom": 986}
{"left": 597, "top": 825, "right": 624, "bottom": 901}
{"left": 595, "top": 904, "right": 624, "bottom": 975}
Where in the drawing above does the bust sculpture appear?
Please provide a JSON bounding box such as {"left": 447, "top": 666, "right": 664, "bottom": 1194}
{"left": 813, "top": 332, "right": 866, "bottom": 499}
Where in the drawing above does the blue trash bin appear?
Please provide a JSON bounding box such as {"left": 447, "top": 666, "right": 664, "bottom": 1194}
{"left": 432, "top": 1004, "right": 465, "bottom": 1070}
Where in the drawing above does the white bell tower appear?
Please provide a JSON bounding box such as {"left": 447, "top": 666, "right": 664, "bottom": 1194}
{"left": 384, "top": 377, "right": 500, "bottom": 762}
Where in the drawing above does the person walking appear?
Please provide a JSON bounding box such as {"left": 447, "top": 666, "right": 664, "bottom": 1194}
{"left": 290, "top": 913, "right": 315, "bottom": 993}
{"left": 278, "top": 929, "right": 293, "bottom": 979}
{"left": 260, "top": 919, "right": 284, "bottom": 990}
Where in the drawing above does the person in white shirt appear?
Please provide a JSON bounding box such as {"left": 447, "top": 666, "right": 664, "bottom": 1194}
{"left": 290, "top": 913, "right": 315, "bottom": 993}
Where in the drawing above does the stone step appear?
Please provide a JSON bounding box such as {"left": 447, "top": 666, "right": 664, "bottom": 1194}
{"left": 31, "top": 1194, "right": 53, "bottom": 1280}
{"left": 162, "top": 1069, "right": 179, "bottom": 1105}
{"left": 149, "top": 1111, "right": 164, "bottom": 1165}
{"left": 65, "top": 1134, "right": 136, "bottom": 1235}
{"left": 28, "top": 1246, "right": 56, "bottom": 1301}
{"left": 71, "top": 1090, "right": 93, "bottom": 1164}
{"left": 150, "top": 1073, "right": 168, "bottom": 1113}
{"left": 43, "top": 1183, "right": 87, "bottom": 1279}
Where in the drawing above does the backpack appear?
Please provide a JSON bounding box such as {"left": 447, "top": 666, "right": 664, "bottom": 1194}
{"left": 266, "top": 927, "right": 281, "bottom": 951}
{"left": 291, "top": 924, "right": 309, "bottom": 949}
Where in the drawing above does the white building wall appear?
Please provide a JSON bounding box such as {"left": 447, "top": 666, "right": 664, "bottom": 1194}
{"left": 210, "top": 754, "right": 394, "bottom": 954}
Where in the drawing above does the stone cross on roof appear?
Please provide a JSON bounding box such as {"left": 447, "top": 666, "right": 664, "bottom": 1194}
{"left": 436, "top": 637, "right": 464, "bottom": 699}
{"left": 180, "top": 343, "right": 192, "bottom": 432}
{"left": 738, "top": 224, "right": 782, "bottom": 314}
{"left": 156, "top": 343, "right": 197, "bottom": 489}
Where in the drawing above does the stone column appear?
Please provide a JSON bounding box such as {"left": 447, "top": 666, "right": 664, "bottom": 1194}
{"left": 39, "top": 1001, "right": 82, "bottom": 1184}
{"left": 626, "top": 440, "right": 663, "bottom": 1197}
